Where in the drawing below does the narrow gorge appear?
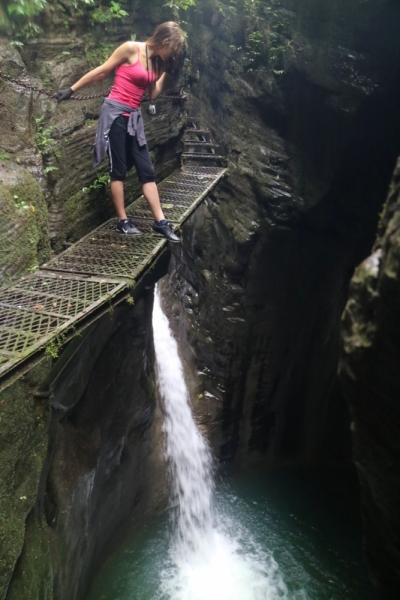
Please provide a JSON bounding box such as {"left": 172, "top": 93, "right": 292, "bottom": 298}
{"left": 0, "top": 0, "right": 400, "bottom": 598}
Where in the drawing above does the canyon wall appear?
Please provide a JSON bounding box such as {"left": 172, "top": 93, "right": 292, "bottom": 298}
{"left": 340, "top": 158, "right": 400, "bottom": 599}
{"left": 161, "top": 0, "right": 400, "bottom": 472}
{"left": 1, "top": 292, "right": 167, "bottom": 600}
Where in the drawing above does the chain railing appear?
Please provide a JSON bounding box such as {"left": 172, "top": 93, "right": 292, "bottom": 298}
{"left": 0, "top": 69, "right": 187, "bottom": 102}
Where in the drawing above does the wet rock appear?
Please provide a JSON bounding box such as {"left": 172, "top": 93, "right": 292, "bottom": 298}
{"left": 0, "top": 160, "right": 50, "bottom": 285}
{"left": 3, "top": 293, "right": 167, "bottom": 600}
{"left": 161, "top": 0, "right": 400, "bottom": 474}
{"left": 0, "top": 358, "right": 52, "bottom": 600}
{"left": 339, "top": 157, "right": 400, "bottom": 598}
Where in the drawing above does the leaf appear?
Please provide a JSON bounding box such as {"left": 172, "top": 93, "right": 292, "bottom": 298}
{"left": 43, "top": 166, "right": 59, "bottom": 174}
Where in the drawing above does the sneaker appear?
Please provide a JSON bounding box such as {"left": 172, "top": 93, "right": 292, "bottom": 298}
{"left": 152, "top": 220, "right": 180, "bottom": 243}
{"left": 116, "top": 218, "right": 141, "bottom": 235}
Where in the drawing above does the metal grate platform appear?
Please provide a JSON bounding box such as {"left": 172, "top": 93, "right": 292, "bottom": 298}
{"left": 0, "top": 166, "right": 227, "bottom": 379}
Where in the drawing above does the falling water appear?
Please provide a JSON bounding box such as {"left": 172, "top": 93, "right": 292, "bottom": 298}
{"left": 152, "top": 288, "right": 290, "bottom": 600}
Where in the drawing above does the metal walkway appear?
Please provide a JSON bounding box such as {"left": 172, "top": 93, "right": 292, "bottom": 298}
{"left": 0, "top": 165, "right": 227, "bottom": 380}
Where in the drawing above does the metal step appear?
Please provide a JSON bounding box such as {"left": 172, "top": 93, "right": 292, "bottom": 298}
{"left": 186, "top": 129, "right": 211, "bottom": 135}
{"left": 184, "top": 141, "right": 220, "bottom": 148}
{"left": 182, "top": 153, "right": 226, "bottom": 160}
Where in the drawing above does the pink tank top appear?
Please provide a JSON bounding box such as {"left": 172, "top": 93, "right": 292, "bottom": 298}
{"left": 108, "top": 58, "right": 156, "bottom": 109}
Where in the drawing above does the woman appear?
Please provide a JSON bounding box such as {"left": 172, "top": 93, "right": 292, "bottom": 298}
{"left": 56, "top": 21, "right": 184, "bottom": 242}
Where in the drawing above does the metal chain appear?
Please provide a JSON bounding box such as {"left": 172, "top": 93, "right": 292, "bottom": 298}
{"left": 0, "top": 69, "right": 187, "bottom": 102}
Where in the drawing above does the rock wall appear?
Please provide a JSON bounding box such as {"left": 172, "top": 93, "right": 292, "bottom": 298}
{"left": 339, "top": 158, "right": 400, "bottom": 598}
{"left": 160, "top": 0, "right": 400, "bottom": 472}
{"left": 0, "top": 160, "right": 50, "bottom": 283}
{"left": 1, "top": 291, "right": 167, "bottom": 600}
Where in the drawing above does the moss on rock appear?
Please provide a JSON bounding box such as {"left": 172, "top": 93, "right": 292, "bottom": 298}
{"left": 0, "top": 161, "right": 50, "bottom": 285}
{"left": 0, "top": 360, "right": 52, "bottom": 600}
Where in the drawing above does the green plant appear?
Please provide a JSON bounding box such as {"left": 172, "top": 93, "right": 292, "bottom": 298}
{"left": 35, "top": 117, "right": 57, "bottom": 157}
{"left": 82, "top": 173, "right": 110, "bottom": 193}
{"left": 0, "top": 151, "right": 10, "bottom": 160}
{"left": 44, "top": 332, "right": 66, "bottom": 359}
{"left": 71, "top": 0, "right": 94, "bottom": 8}
{"left": 35, "top": 117, "right": 62, "bottom": 178}
{"left": 55, "top": 50, "right": 71, "bottom": 62}
{"left": 266, "top": 8, "right": 290, "bottom": 74}
{"left": 13, "top": 195, "right": 30, "bottom": 210}
{"left": 8, "top": 40, "right": 24, "bottom": 48}
{"left": 43, "top": 166, "right": 59, "bottom": 174}
{"left": 245, "top": 30, "right": 263, "bottom": 65}
{"left": 1, "top": 0, "right": 94, "bottom": 29}
{"left": 44, "top": 339, "right": 58, "bottom": 359}
{"left": 91, "top": 1, "right": 128, "bottom": 24}
{"left": 0, "top": 0, "right": 46, "bottom": 25}
{"left": 163, "top": 0, "right": 196, "bottom": 11}
{"left": 18, "top": 21, "right": 42, "bottom": 41}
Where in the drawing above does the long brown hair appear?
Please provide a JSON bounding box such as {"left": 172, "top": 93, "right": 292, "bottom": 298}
{"left": 146, "top": 21, "right": 184, "bottom": 80}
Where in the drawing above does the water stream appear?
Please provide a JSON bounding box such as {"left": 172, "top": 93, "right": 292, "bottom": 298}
{"left": 85, "top": 290, "right": 374, "bottom": 600}
{"left": 152, "top": 289, "right": 287, "bottom": 600}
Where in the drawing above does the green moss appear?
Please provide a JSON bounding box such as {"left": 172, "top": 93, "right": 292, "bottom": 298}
{"left": 0, "top": 361, "right": 52, "bottom": 600}
{"left": 13, "top": 172, "right": 51, "bottom": 265}
{"left": 5, "top": 515, "right": 54, "bottom": 600}
{"left": 0, "top": 166, "right": 50, "bottom": 284}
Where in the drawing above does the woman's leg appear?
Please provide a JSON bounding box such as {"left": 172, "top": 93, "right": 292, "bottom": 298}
{"left": 141, "top": 182, "right": 165, "bottom": 221}
{"left": 129, "top": 138, "right": 165, "bottom": 220}
{"left": 130, "top": 136, "right": 180, "bottom": 242}
{"left": 110, "top": 180, "right": 127, "bottom": 220}
{"left": 108, "top": 116, "right": 140, "bottom": 234}
{"left": 108, "top": 116, "right": 129, "bottom": 219}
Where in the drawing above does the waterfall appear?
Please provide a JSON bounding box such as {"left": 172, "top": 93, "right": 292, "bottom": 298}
{"left": 152, "top": 288, "right": 289, "bottom": 600}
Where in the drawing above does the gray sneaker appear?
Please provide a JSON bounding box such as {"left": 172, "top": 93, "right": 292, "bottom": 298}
{"left": 152, "top": 220, "right": 180, "bottom": 243}
{"left": 116, "top": 219, "right": 141, "bottom": 235}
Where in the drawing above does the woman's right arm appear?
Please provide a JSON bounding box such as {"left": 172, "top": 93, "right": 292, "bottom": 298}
{"left": 56, "top": 42, "right": 137, "bottom": 100}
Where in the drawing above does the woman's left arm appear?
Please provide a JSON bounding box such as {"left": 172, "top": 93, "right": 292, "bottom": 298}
{"left": 151, "top": 73, "right": 168, "bottom": 100}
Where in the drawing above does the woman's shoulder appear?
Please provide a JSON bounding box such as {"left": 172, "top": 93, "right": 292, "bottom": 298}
{"left": 115, "top": 40, "right": 140, "bottom": 56}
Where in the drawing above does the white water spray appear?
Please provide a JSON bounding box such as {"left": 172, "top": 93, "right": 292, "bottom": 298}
{"left": 152, "top": 288, "right": 289, "bottom": 600}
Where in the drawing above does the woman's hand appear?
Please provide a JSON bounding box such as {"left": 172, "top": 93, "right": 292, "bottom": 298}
{"left": 55, "top": 88, "right": 74, "bottom": 102}
{"left": 151, "top": 72, "right": 168, "bottom": 100}
{"left": 69, "top": 42, "right": 137, "bottom": 92}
